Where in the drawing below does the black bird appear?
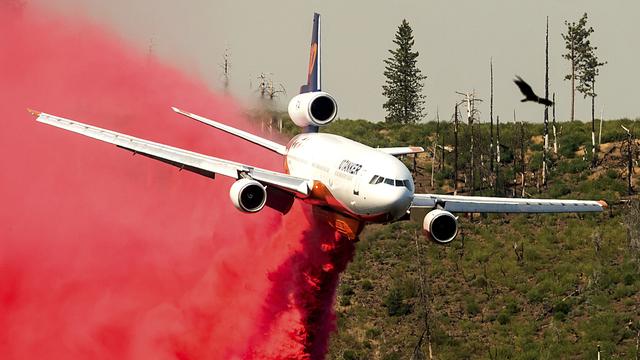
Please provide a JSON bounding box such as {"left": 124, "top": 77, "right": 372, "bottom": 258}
{"left": 514, "top": 76, "right": 554, "bottom": 106}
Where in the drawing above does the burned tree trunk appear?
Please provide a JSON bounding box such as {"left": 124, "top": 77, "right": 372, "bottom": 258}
{"left": 543, "top": 17, "right": 550, "bottom": 186}
{"left": 591, "top": 79, "right": 597, "bottom": 167}
{"left": 553, "top": 92, "right": 558, "bottom": 155}
{"left": 520, "top": 119, "right": 527, "bottom": 198}
{"left": 495, "top": 115, "right": 501, "bottom": 195}
{"left": 454, "top": 104, "right": 459, "bottom": 194}
{"left": 490, "top": 59, "right": 495, "bottom": 174}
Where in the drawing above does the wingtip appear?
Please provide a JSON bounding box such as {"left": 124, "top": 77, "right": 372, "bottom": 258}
{"left": 171, "top": 106, "right": 180, "bottom": 113}
{"left": 597, "top": 200, "right": 608, "bottom": 209}
{"left": 27, "top": 108, "right": 42, "bottom": 117}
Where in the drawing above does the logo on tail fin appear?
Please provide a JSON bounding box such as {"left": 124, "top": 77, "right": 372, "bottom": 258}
{"left": 307, "top": 43, "right": 318, "bottom": 80}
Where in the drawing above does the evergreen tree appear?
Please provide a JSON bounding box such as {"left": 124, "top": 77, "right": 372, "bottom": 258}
{"left": 580, "top": 47, "right": 606, "bottom": 167}
{"left": 382, "top": 20, "right": 427, "bottom": 124}
{"left": 561, "top": 13, "right": 593, "bottom": 121}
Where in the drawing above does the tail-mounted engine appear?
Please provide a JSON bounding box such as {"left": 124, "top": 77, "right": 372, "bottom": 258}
{"left": 229, "top": 178, "right": 267, "bottom": 213}
{"left": 423, "top": 209, "right": 458, "bottom": 244}
{"left": 287, "top": 91, "right": 337, "bottom": 128}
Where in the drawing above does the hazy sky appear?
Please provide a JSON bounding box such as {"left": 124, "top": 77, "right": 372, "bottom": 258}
{"left": 33, "top": 0, "right": 640, "bottom": 123}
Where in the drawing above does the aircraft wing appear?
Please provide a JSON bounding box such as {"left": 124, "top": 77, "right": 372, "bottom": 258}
{"left": 378, "top": 146, "right": 425, "bottom": 156}
{"left": 412, "top": 193, "right": 606, "bottom": 213}
{"left": 31, "top": 110, "right": 311, "bottom": 197}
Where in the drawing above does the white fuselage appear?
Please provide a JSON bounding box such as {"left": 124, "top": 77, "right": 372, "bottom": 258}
{"left": 285, "top": 133, "right": 414, "bottom": 222}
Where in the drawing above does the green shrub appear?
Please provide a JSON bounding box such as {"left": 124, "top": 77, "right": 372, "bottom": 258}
{"left": 505, "top": 300, "right": 521, "bottom": 315}
{"left": 553, "top": 301, "right": 572, "bottom": 321}
{"left": 496, "top": 311, "right": 510, "bottom": 325}
{"left": 384, "top": 287, "right": 412, "bottom": 316}
{"left": 365, "top": 327, "right": 382, "bottom": 339}
{"left": 548, "top": 181, "right": 571, "bottom": 198}
{"left": 465, "top": 298, "right": 481, "bottom": 316}
{"left": 361, "top": 279, "right": 374, "bottom": 291}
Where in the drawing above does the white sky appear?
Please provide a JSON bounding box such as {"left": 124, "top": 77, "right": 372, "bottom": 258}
{"left": 33, "top": 0, "right": 640, "bottom": 123}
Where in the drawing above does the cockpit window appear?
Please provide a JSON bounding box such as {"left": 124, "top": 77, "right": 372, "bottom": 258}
{"left": 370, "top": 175, "right": 412, "bottom": 189}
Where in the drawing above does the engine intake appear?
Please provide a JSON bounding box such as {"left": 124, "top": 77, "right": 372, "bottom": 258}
{"left": 287, "top": 91, "right": 337, "bottom": 127}
{"left": 229, "top": 178, "right": 267, "bottom": 213}
{"left": 423, "top": 209, "right": 458, "bottom": 244}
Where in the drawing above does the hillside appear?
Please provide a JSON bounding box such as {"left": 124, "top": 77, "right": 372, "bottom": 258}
{"left": 304, "top": 118, "right": 640, "bottom": 359}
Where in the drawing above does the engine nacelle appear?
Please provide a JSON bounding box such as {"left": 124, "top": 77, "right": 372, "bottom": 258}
{"left": 287, "top": 91, "right": 337, "bottom": 128}
{"left": 229, "top": 178, "right": 267, "bottom": 213}
{"left": 423, "top": 209, "right": 458, "bottom": 244}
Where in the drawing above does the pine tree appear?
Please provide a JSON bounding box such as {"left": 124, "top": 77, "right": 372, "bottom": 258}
{"left": 580, "top": 49, "right": 606, "bottom": 166}
{"left": 562, "top": 13, "right": 594, "bottom": 122}
{"left": 564, "top": 12, "right": 606, "bottom": 166}
{"left": 382, "top": 20, "right": 427, "bottom": 124}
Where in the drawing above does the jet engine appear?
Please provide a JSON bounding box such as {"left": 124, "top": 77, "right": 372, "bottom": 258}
{"left": 229, "top": 178, "right": 267, "bottom": 213}
{"left": 423, "top": 209, "right": 458, "bottom": 244}
{"left": 287, "top": 91, "right": 337, "bottom": 127}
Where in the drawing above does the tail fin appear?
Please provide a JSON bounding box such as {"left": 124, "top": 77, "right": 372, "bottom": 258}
{"left": 299, "top": 13, "right": 321, "bottom": 94}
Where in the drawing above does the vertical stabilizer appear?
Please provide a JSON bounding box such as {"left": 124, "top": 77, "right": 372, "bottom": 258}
{"left": 300, "top": 13, "right": 321, "bottom": 94}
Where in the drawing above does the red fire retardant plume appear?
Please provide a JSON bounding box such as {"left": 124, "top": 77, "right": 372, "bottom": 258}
{"left": 0, "top": 4, "right": 353, "bottom": 359}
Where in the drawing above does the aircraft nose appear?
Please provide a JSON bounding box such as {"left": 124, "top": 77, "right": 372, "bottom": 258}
{"left": 389, "top": 187, "right": 413, "bottom": 220}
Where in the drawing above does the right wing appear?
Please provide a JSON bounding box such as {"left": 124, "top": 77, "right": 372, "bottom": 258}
{"left": 412, "top": 193, "right": 606, "bottom": 213}
{"left": 31, "top": 110, "right": 310, "bottom": 198}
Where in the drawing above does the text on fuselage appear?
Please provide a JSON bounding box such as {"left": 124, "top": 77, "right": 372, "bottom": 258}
{"left": 338, "top": 160, "right": 363, "bottom": 175}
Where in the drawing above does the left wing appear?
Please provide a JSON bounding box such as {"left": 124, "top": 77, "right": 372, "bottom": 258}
{"left": 378, "top": 146, "right": 425, "bottom": 156}
{"left": 30, "top": 110, "right": 311, "bottom": 197}
{"left": 412, "top": 193, "right": 606, "bottom": 213}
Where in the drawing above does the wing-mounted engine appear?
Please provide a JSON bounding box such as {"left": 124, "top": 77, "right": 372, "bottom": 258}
{"left": 287, "top": 91, "right": 337, "bottom": 128}
{"left": 423, "top": 209, "right": 458, "bottom": 244}
{"left": 229, "top": 178, "right": 267, "bottom": 213}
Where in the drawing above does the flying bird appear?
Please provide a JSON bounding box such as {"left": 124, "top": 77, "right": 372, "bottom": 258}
{"left": 514, "top": 76, "right": 554, "bottom": 106}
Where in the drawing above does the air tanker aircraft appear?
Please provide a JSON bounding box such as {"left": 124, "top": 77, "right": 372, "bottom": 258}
{"left": 31, "top": 13, "right": 606, "bottom": 243}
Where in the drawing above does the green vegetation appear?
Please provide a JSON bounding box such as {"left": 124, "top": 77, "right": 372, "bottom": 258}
{"left": 313, "top": 117, "right": 640, "bottom": 359}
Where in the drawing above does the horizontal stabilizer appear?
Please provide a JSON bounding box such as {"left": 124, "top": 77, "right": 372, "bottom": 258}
{"left": 378, "top": 146, "right": 425, "bottom": 156}
{"left": 172, "top": 107, "right": 287, "bottom": 155}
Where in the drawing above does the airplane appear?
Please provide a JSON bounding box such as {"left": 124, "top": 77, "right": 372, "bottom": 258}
{"left": 30, "top": 13, "right": 606, "bottom": 243}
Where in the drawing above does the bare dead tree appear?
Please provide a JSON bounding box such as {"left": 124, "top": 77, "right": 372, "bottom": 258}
{"left": 453, "top": 104, "right": 460, "bottom": 194}
{"left": 219, "top": 47, "right": 231, "bottom": 92}
{"left": 520, "top": 117, "right": 527, "bottom": 198}
{"left": 456, "top": 91, "right": 483, "bottom": 194}
{"left": 553, "top": 92, "right": 558, "bottom": 155}
{"left": 412, "top": 231, "right": 434, "bottom": 360}
{"left": 514, "top": 241, "right": 525, "bottom": 263}
{"left": 598, "top": 106, "right": 604, "bottom": 145}
{"left": 146, "top": 37, "right": 156, "bottom": 63}
{"left": 543, "top": 16, "right": 550, "bottom": 186}
{"left": 495, "top": 115, "right": 501, "bottom": 195}
{"left": 253, "top": 73, "right": 286, "bottom": 133}
{"left": 431, "top": 110, "right": 440, "bottom": 188}
{"left": 623, "top": 125, "right": 636, "bottom": 195}
{"left": 490, "top": 58, "right": 495, "bottom": 174}
{"left": 255, "top": 73, "right": 269, "bottom": 100}
{"left": 440, "top": 111, "right": 446, "bottom": 171}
